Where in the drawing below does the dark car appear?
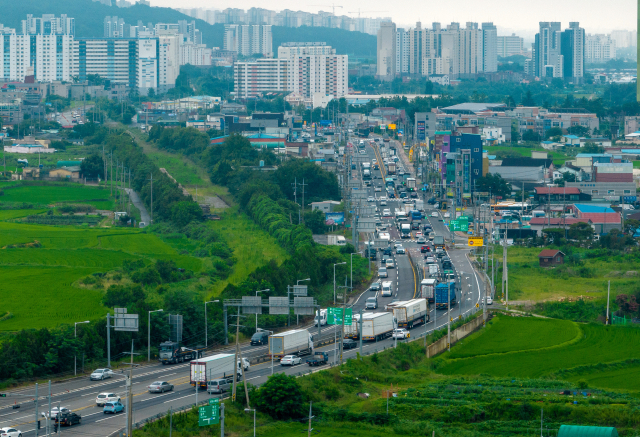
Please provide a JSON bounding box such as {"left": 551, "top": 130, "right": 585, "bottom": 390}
{"left": 343, "top": 339, "right": 357, "bottom": 350}
{"left": 56, "top": 412, "right": 81, "bottom": 427}
{"left": 410, "top": 192, "right": 418, "bottom": 198}
{"left": 370, "top": 281, "right": 381, "bottom": 291}
{"left": 250, "top": 331, "right": 269, "bottom": 346}
{"left": 420, "top": 245, "right": 430, "bottom": 253}
{"left": 399, "top": 192, "right": 408, "bottom": 199}
{"left": 382, "top": 247, "right": 392, "bottom": 256}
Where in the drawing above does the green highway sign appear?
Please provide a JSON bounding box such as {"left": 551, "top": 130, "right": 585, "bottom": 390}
{"left": 199, "top": 401, "right": 220, "bottom": 426}
{"left": 327, "top": 307, "right": 352, "bottom": 325}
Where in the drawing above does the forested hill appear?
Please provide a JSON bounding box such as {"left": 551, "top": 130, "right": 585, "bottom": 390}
{"left": 0, "top": 0, "right": 376, "bottom": 56}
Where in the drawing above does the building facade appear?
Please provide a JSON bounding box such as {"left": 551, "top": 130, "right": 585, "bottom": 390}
{"left": 234, "top": 58, "right": 288, "bottom": 99}
{"left": 585, "top": 34, "right": 616, "bottom": 63}
{"left": 223, "top": 24, "right": 273, "bottom": 58}
{"left": 497, "top": 34, "right": 524, "bottom": 57}
{"left": 376, "top": 22, "right": 395, "bottom": 80}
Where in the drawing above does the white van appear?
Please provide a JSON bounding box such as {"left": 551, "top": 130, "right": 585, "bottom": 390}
{"left": 336, "top": 236, "right": 346, "bottom": 246}
{"left": 314, "top": 309, "right": 327, "bottom": 326}
{"left": 381, "top": 281, "right": 393, "bottom": 297}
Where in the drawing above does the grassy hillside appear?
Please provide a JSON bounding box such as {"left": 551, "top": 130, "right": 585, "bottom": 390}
{"left": 0, "top": 0, "right": 375, "bottom": 56}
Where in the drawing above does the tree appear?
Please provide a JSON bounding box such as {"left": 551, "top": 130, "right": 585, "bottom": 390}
{"left": 568, "top": 222, "right": 593, "bottom": 240}
{"left": 522, "top": 130, "right": 541, "bottom": 142}
{"left": 600, "top": 229, "right": 635, "bottom": 250}
{"left": 80, "top": 154, "right": 104, "bottom": 178}
{"left": 254, "top": 373, "right": 305, "bottom": 420}
{"left": 562, "top": 172, "right": 576, "bottom": 182}
{"left": 623, "top": 218, "right": 640, "bottom": 235}
{"left": 170, "top": 201, "right": 203, "bottom": 228}
{"left": 522, "top": 90, "right": 535, "bottom": 106}
{"left": 147, "top": 88, "right": 156, "bottom": 98}
{"left": 304, "top": 209, "right": 327, "bottom": 234}
{"left": 545, "top": 127, "right": 564, "bottom": 140}
{"left": 582, "top": 142, "right": 604, "bottom": 154}
{"left": 568, "top": 125, "right": 590, "bottom": 137}
{"left": 511, "top": 125, "right": 520, "bottom": 143}
{"left": 475, "top": 174, "right": 512, "bottom": 198}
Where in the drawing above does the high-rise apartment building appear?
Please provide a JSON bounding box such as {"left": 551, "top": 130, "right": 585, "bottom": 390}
{"left": 395, "top": 28, "right": 409, "bottom": 75}
{"left": 22, "top": 14, "right": 74, "bottom": 36}
{"left": 610, "top": 30, "right": 637, "bottom": 48}
{"left": 561, "top": 22, "right": 585, "bottom": 82}
{"left": 234, "top": 42, "right": 347, "bottom": 100}
{"left": 224, "top": 25, "right": 273, "bottom": 58}
{"left": 585, "top": 34, "right": 616, "bottom": 63}
{"left": 377, "top": 22, "right": 395, "bottom": 80}
{"left": 497, "top": 34, "right": 524, "bottom": 57}
{"left": 533, "top": 22, "right": 563, "bottom": 78}
{"left": 104, "top": 16, "right": 127, "bottom": 38}
{"left": 481, "top": 22, "right": 497, "bottom": 72}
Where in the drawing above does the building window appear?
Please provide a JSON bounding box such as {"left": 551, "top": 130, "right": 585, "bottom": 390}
{"left": 592, "top": 190, "right": 598, "bottom": 195}
{"left": 624, "top": 190, "right": 631, "bottom": 194}
{"left": 608, "top": 190, "right": 615, "bottom": 194}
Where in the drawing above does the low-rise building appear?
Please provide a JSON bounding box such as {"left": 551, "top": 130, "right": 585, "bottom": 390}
{"left": 311, "top": 200, "right": 341, "bottom": 213}
{"left": 538, "top": 249, "right": 565, "bottom": 267}
{"left": 570, "top": 203, "right": 621, "bottom": 233}
{"left": 529, "top": 217, "right": 593, "bottom": 237}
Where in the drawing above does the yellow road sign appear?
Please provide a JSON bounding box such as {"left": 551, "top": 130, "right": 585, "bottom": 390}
{"left": 468, "top": 238, "right": 483, "bottom": 247}
{"left": 389, "top": 124, "right": 396, "bottom": 130}
{"left": 476, "top": 303, "right": 480, "bottom": 308}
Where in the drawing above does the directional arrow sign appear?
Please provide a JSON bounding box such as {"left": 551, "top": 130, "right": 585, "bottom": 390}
{"left": 327, "top": 307, "right": 352, "bottom": 325}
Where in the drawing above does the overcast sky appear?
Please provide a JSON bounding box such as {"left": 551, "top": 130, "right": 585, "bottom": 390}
{"left": 147, "top": 0, "right": 635, "bottom": 38}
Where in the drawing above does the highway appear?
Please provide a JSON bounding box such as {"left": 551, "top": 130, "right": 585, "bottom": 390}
{"left": 0, "top": 135, "right": 486, "bottom": 437}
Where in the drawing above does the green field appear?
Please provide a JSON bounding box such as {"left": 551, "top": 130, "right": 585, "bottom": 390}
{"left": 0, "top": 221, "right": 202, "bottom": 330}
{"left": 1, "top": 183, "right": 115, "bottom": 209}
{"left": 207, "top": 207, "right": 289, "bottom": 297}
{"left": 492, "top": 246, "right": 640, "bottom": 302}
{"left": 439, "top": 316, "right": 640, "bottom": 391}
{"left": 484, "top": 145, "right": 572, "bottom": 166}
{"left": 0, "top": 209, "right": 46, "bottom": 220}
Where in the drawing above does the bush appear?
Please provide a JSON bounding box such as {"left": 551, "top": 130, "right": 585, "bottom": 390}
{"left": 254, "top": 373, "right": 306, "bottom": 420}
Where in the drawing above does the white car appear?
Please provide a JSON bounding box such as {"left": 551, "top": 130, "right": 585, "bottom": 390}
{"left": 375, "top": 186, "right": 382, "bottom": 192}
{"left": 0, "top": 428, "right": 22, "bottom": 437}
{"left": 426, "top": 257, "right": 436, "bottom": 264}
{"left": 380, "top": 199, "right": 387, "bottom": 206}
{"left": 359, "top": 150, "right": 366, "bottom": 154}
{"left": 444, "top": 212, "right": 451, "bottom": 218}
{"left": 396, "top": 246, "right": 405, "bottom": 254}
{"left": 415, "top": 231, "right": 423, "bottom": 238}
{"left": 392, "top": 328, "right": 410, "bottom": 339}
{"left": 239, "top": 358, "right": 250, "bottom": 371}
{"left": 41, "top": 407, "right": 70, "bottom": 418}
{"left": 385, "top": 258, "right": 395, "bottom": 269}
{"left": 90, "top": 369, "right": 113, "bottom": 381}
{"left": 431, "top": 212, "right": 439, "bottom": 217}
{"left": 484, "top": 296, "right": 493, "bottom": 305}
{"left": 96, "top": 392, "right": 120, "bottom": 407}
{"left": 382, "top": 209, "right": 391, "bottom": 216}
{"left": 367, "top": 196, "right": 375, "bottom": 202}
{"left": 280, "top": 355, "right": 301, "bottom": 366}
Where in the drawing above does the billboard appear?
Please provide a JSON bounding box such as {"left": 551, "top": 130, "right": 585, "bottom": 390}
{"left": 417, "top": 121, "right": 425, "bottom": 141}
{"left": 388, "top": 124, "right": 396, "bottom": 130}
{"left": 325, "top": 212, "right": 345, "bottom": 225}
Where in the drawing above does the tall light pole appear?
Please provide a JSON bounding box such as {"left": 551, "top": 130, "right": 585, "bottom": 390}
{"left": 333, "top": 262, "right": 346, "bottom": 305}
{"left": 74, "top": 321, "right": 90, "bottom": 376}
{"left": 296, "top": 280, "right": 309, "bottom": 325}
{"left": 244, "top": 408, "right": 256, "bottom": 437}
{"left": 148, "top": 309, "right": 163, "bottom": 362}
{"left": 205, "top": 300, "right": 220, "bottom": 348}
{"left": 254, "top": 289, "right": 269, "bottom": 330}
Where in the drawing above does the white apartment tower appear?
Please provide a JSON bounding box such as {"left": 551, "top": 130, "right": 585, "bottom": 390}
{"left": 234, "top": 58, "right": 288, "bottom": 98}
{"left": 481, "top": 22, "right": 498, "bottom": 72}
{"left": 376, "top": 21, "right": 395, "bottom": 80}
{"left": 224, "top": 24, "right": 273, "bottom": 57}
{"left": 395, "top": 28, "right": 409, "bottom": 75}
{"left": 585, "top": 34, "right": 616, "bottom": 63}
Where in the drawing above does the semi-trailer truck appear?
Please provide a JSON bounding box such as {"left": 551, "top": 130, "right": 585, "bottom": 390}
{"left": 420, "top": 278, "right": 437, "bottom": 303}
{"left": 361, "top": 312, "right": 395, "bottom": 341}
{"left": 387, "top": 299, "right": 429, "bottom": 329}
{"left": 190, "top": 354, "right": 242, "bottom": 389}
{"left": 435, "top": 282, "right": 457, "bottom": 310}
{"left": 159, "top": 341, "right": 206, "bottom": 365}
{"left": 269, "top": 329, "right": 314, "bottom": 359}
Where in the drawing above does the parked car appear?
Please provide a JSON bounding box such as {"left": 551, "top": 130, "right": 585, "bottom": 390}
{"left": 250, "top": 331, "right": 269, "bottom": 346}
{"left": 392, "top": 328, "right": 410, "bottom": 339}
{"left": 343, "top": 339, "right": 358, "bottom": 349}
{"left": 148, "top": 381, "right": 174, "bottom": 393}
{"left": 55, "top": 412, "right": 81, "bottom": 427}
{"left": 103, "top": 402, "right": 124, "bottom": 414}
{"left": 0, "top": 428, "right": 23, "bottom": 437}
{"left": 207, "top": 378, "right": 232, "bottom": 394}
{"left": 90, "top": 369, "right": 113, "bottom": 381}
{"left": 96, "top": 393, "right": 120, "bottom": 407}
{"left": 280, "top": 355, "right": 302, "bottom": 366}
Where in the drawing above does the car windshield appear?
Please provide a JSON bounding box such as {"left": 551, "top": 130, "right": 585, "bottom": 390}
{"left": 159, "top": 345, "right": 173, "bottom": 352}
{"left": 98, "top": 395, "right": 107, "bottom": 398}
{"left": 94, "top": 369, "right": 104, "bottom": 373}
{"left": 151, "top": 382, "right": 162, "bottom": 385}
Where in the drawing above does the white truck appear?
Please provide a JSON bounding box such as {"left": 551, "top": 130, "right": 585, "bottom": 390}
{"left": 400, "top": 223, "right": 411, "bottom": 238}
{"left": 388, "top": 298, "right": 429, "bottom": 329}
{"left": 428, "top": 264, "right": 439, "bottom": 277}
{"left": 415, "top": 199, "right": 424, "bottom": 211}
{"left": 269, "top": 329, "right": 314, "bottom": 359}
{"left": 344, "top": 312, "right": 370, "bottom": 339}
{"left": 314, "top": 309, "right": 327, "bottom": 326}
{"left": 327, "top": 235, "right": 347, "bottom": 246}
{"left": 190, "top": 354, "right": 241, "bottom": 389}
{"left": 420, "top": 278, "right": 437, "bottom": 303}
{"left": 361, "top": 312, "right": 395, "bottom": 341}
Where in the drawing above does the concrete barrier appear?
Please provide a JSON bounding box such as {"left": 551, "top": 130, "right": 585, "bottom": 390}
{"left": 425, "top": 314, "right": 489, "bottom": 357}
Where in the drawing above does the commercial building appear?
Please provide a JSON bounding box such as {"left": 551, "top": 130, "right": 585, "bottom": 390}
{"left": 377, "top": 22, "right": 396, "bottom": 80}
{"left": 224, "top": 24, "right": 272, "bottom": 57}
{"left": 414, "top": 112, "right": 436, "bottom": 143}
{"left": 570, "top": 204, "right": 621, "bottom": 234}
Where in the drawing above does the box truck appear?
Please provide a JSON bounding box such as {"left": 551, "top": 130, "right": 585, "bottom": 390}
{"left": 420, "top": 278, "right": 437, "bottom": 303}
{"left": 190, "top": 354, "right": 241, "bottom": 389}
{"left": 361, "top": 312, "right": 395, "bottom": 341}
{"left": 388, "top": 299, "right": 429, "bottom": 329}
{"left": 344, "top": 312, "right": 375, "bottom": 339}
{"left": 269, "top": 329, "right": 313, "bottom": 359}
{"left": 435, "top": 282, "right": 456, "bottom": 310}
{"left": 428, "top": 264, "right": 439, "bottom": 277}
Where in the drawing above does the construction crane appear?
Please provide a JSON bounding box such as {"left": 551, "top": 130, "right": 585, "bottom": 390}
{"left": 348, "top": 9, "right": 388, "bottom": 18}
{"left": 309, "top": 4, "right": 344, "bottom": 16}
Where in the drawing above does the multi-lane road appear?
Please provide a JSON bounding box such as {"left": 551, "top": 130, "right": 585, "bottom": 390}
{"left": 0, "top": 136, "right": 486, "bottom": 437}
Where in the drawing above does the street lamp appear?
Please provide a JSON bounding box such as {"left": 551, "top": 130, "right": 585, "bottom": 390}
{"left": 254, "top": 289, "right": 270, "bottom": 331}
{"left": 333, "top": 262, "right": 346, "bottom": 305}
{"left": 244, "top": 408, "right": 256, "bottom": 437}
{"left": 295, "top": 280, "right": 309, "bottom": 325}
{"left": 148, "top": 309, "right": 163, "bottom": 362}
{"left": 74, "top": 321, "right": 90, "bottom": 376}
{"left": 205, "top": 300, "right": 219, "bottom": 348}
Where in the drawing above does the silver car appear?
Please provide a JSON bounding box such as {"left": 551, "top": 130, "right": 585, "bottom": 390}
{"left": 207, "top": 378, "right": 232, "bottom": 394}
{"left": 148, "top": 381, "right": 174, "bottom": 393}
{"left": 90, "top": 369, "right": 113, "bottom": 381}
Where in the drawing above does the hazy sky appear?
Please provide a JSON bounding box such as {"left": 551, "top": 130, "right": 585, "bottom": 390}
{"left": 148, "top": 0, "right": 636, "bottom": 37}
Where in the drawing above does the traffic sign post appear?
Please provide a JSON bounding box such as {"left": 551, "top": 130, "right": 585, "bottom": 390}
{"left": 327, "top": 307, "right": 352, "bottom": 325}
{"left": 468, "top": 238, "right": 483, "bottom": 247}
{"left": 199, "top": 399, "right": 220, "bottom": 426}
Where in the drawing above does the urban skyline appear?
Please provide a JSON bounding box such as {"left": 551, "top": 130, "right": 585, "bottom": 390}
{"left": 140, "top": 0, "right": 637, "bottom": 36}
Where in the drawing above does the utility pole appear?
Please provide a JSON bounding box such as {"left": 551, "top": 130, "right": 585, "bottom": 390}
{"left": 106, "top": 313, "right": 111, "bottom": 368}
{"left": 110, "top": 153, "right": 113, "bottom": 196}
{"left": 307, "top": 402, "right": 314, "bottom": 437}
{"left": 300, "top": 178, "right": 307, "bottom": 223}
{"left": 340, "top": 276, "right": 347, "bottom": 365}
{"left": 231, "top": 308, "right": 251, "bottom": 407}
{"left": 606, "top": 280, "right": 610, "bottom": 325}
{"left": 149, "top": 172, "right": 154, "bottom": 223}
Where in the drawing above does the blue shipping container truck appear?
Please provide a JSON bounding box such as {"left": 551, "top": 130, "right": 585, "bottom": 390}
{"left": 435, "top": 282, "right": 456, "bottom": 310}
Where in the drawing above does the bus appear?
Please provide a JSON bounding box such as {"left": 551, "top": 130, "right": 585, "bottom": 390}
{"left": 490, "top": 202, "right": 532, "bottom": 215}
